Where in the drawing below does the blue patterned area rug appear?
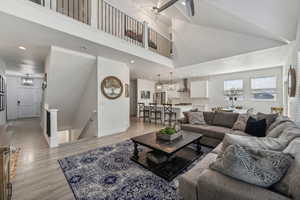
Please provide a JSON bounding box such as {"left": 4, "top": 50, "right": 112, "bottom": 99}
{"left": 58, "top": 140, "right": 212, "bottom": 200}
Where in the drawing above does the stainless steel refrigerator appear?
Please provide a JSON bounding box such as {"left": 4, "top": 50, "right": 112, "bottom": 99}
{"left": 153, "top": 92, "right": 167, "bottom": 105}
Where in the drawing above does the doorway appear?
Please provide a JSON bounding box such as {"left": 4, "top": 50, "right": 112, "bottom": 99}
{"left": 7, "top": 76, "right": 43, "bottom": 120}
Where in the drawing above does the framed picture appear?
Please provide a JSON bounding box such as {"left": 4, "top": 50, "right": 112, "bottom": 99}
{"left": 141, "top": 90, "right": 151, "bottom": 99}
{"left": 101, "top": 76, "right": 123, "bottom": 99}
{"left": 125, "top": 83, "right": 129, "bottom": 98}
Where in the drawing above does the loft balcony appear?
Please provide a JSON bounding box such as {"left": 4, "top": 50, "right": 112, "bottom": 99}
{"left": 24, "top": 0, "right": 173, "bottom": 58}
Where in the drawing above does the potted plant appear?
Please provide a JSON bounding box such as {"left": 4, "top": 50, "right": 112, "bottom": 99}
{"left": 157, "top": 127, "right": 182, "bottom": 141}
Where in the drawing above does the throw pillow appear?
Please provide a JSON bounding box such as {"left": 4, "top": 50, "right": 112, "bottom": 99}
{"left": 266, "top": 116, "right": 295, "bottom": 135}
{"left": 267, "top": 122, "right": 297, "bottom": 138}
{"left": 257, "top": 112, "right": 278, "bottom": 129}
{"left": 210, "top": 144, "right": 293, "bottom": 188}
{"left": 212, "top": 112, "right": 239, "bottom": 128}
{"left": 203, "top": 111, "right": 215, "bottom": 125}
{"left": 188, "top": 112, "right": 206, "bottom": 125}
{"left": 232, "top": 114, "right": 249, "bottom": 131}
{"left": 245, "top": 117, "right": 267, "bottom": 137}
{"left": 182, "top": 112, "right": 189, "bottom": 123}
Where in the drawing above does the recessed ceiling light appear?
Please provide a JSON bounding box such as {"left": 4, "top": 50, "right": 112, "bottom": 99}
{"left": 181, "top": 1, "right": 186, "bottom": 6}
{"left": 130, "top": 60, "right": 135, "bottom": 64}
{"left": 18, "top": 46, "right": 26, "bottom": 50}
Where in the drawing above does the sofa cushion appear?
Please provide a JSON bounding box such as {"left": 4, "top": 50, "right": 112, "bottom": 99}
{"left": 188, "top": 112, "right": 206, "bottom": 125}
{"left": 257, "top": 112, "right": 278, "bottom": 129}
{"left": 267, "top": 122, "right": 297, "bottom": 138}
{"left": 232, "top": 114, "right": 249, "bottom": 131}
{"left": 245, "top": 117, "right": 267, "bottom": 137}
{"left": 278, "top": 127, "right": 300, "bottom": 143}
{"left": 266, "top": 116, "right": 293, "bottom": 135}
{"left": 178, "top": 153, "right": 217, "bottom": 200}
{"left": 196, "top": 169, "right": 291, "bottom": 200}
{"left": 203, "top": 111, "right": 215, "bottom": 125}
{"left": 272, "top": 139, "right": 300, "bottom": 198}
{"left": 212, "top": 112, "right": 239, "bottom": 128}
{"left": 212, "top": 143, "right": 223, "bottom": 154}
{"left": 181, "top": 124, "right": 230, "bottom": 140}
{"left": 210, "top": 144, "right": 293, "bottom": 187}
{"left": 221, "top": 134, "right": 288, "bottom": 153}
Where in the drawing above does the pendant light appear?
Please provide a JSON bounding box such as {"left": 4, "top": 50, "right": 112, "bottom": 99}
{"left": 156, "top": 74, "right": 163, "bottom": 91}
{"left": 168, "top": 72, "right": 176, "bottom": 91}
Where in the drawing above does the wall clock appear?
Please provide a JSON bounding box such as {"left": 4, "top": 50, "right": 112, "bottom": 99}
{"left": 288, "top": 67, "right": 296, "bottom": 97}
{"left": 101, "top": 76, "right": 123, "bottom": 99}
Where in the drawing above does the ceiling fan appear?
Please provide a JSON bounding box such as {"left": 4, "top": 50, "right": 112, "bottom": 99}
{"left": 153, "top": 0, "right": 195, "bottom": 16}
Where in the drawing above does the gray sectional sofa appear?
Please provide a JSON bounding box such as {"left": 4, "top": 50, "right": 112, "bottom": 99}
{"left": 179, "top": 111, "right": 300, "bottom": 200}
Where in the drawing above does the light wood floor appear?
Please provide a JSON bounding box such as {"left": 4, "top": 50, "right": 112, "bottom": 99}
{"left": 8, "top": 118, "right": 164, "bottom": 200}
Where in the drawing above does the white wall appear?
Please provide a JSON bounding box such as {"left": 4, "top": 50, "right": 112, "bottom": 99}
{"left": 71, "top": 67, "right": 97, "bottom": 139}
{"left": 97, "top": 57, "right": 130, "bottom": 137}
{"left": 171, "top": 67, "right": 283, "bottom": 113}
{"left": 137, "top": 79, "right": 155, "bottom": 105}
{"left": 287, "top": 15, "right": 300, "bottom": 121}
{"left": 45, "top": 46, "right": 96, "bottom": 131}
{"left": 0, "top": 59, "right": 6, "bottom": 126}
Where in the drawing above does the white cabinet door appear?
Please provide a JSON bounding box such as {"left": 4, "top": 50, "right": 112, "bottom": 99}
{"left": 190, "top": 81, "right": 208, "bottom": 98}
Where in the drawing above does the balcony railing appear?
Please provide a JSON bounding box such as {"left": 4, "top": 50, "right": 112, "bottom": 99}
{"left": 26, "top": 0, "right": 173, "bottom": 58}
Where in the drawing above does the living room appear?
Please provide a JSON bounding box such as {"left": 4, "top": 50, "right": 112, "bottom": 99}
{"left": 0, "top": 0, "right": 300, "bottom": 200}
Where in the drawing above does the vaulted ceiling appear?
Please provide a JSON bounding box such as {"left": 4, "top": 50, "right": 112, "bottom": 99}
{"left": 134, "top": 0, "right": 300, "bottom": 67}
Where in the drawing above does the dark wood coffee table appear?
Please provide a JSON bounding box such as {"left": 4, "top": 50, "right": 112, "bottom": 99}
{"left": 130, "top": 131, "right": 203, "bottom": 181}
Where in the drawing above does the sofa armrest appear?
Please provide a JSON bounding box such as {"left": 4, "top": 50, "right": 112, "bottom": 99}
{"left": 196, "top": 169, "right": 291, "bottom": 200}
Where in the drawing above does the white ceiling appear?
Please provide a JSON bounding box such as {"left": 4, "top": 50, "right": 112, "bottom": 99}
{"left": 0, "top": 0, "right": 298, "bottom": 82}
{"left": 172, "top": 19, "right": 285, "bottom": 67}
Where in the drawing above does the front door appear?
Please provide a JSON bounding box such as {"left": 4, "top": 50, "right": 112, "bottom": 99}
{"left": 17, "top": 87, "right": 38, "bottom": 118}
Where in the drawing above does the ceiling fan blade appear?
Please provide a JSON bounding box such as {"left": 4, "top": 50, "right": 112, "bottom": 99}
{"left": 155, "top": 0, "right": 179, "bottom": 13}
{"left": 186, "top": 0, "right": 195, "bottom": 16}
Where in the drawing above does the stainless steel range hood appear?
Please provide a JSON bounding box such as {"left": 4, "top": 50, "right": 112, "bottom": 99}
{"left": 177, "top": 78, "right": 189, "bottom": 93}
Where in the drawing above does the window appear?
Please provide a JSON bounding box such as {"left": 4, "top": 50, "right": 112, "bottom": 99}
{"left": 224, "top": 80, "right": 243, "bottom": 100}
{"left": 251, "top": 76, "right": 277, "bottom": 100}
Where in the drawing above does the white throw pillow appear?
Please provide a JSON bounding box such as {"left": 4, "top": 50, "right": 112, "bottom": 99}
{"left": 188, "top": 112, "right": 206, "bottom": 125}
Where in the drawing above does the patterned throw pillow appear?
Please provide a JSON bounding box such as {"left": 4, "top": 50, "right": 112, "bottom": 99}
{"left": 188, "top": 112, "right": 206, "bottom": 125}
{"left": 232, "top": 114, "right": 249, "bottom": 131}
{"left": 210, "top": 144, "right": 293, "bottom": 187}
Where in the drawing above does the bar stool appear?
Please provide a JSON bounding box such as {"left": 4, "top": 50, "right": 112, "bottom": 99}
{"left": 137, "top": 103, "right": 145, "bottom": 119}
{"left": 149, "top": 103, "right": 162, "bottom": 124}
{"left": 163, "top": 104, "right": 177, "bottom": 126}
{"left": 143, "top": 105, "right": 151, "bottom": 123}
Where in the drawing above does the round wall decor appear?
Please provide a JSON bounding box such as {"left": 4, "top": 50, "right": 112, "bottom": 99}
{"left": 288, "top": 67, "right": 296, "bottom": 97}
{"left": 101, "top": 76, "right": 123, "bottom": 99}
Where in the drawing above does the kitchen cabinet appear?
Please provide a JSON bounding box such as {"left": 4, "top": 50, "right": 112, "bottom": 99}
{"left": 190, "top": 80, "right": 208, "bottom": 98}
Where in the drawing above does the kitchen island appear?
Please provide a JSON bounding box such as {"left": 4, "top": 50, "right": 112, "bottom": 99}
{"left": 141, "top": 104, "right": 193, "bottom": 120}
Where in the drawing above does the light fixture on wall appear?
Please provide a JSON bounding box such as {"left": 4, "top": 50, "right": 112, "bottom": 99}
{"left": 156, "top": 74, "right": 163, "bottom": 91}
{"left": 130, "top": 60, "right": 135, "bottom": 64}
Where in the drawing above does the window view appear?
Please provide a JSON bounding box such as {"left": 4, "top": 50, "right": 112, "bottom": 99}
{"left": 251, "top": 76, "right": 277, "bottom": 100}
{"left": 224, "top": 79, "right": 244, "bottom": 100}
